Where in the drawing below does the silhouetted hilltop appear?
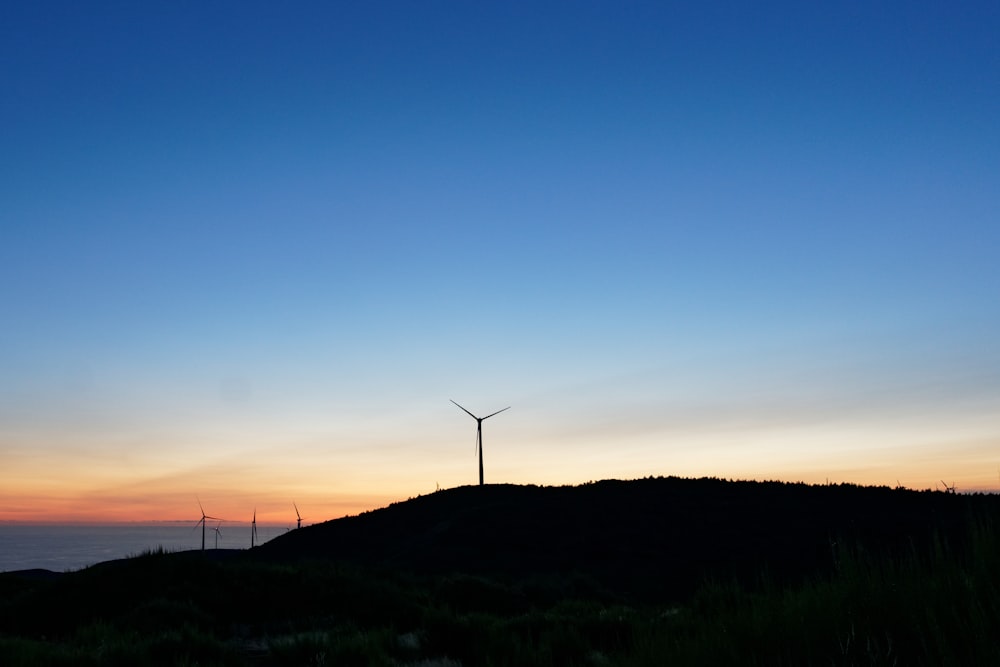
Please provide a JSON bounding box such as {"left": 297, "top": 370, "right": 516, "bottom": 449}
{"left": 256, "top": 477, "right": 998, "bottom": 601}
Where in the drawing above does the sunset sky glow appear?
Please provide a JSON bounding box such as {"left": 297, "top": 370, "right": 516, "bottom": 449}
{"left": 2, "top": 2, "right": 999, "bottom": 523}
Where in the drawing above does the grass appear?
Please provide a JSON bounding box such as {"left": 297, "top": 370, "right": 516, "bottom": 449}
{"left": 625, "top": 517, "right": 1000, "bottom": 666}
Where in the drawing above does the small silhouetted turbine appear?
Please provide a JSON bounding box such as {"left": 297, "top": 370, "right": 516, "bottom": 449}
{"left": 451, "top": 400, "right": 510, "bottom": 486}
{"left": 195, "top": 500, "right": 223, "bottom": 552}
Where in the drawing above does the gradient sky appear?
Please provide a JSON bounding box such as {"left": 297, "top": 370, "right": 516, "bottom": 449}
{"left": 2, "top": 2, "right": 998, "bottom": 523}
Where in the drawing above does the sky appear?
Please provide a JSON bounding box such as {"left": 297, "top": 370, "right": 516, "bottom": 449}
{"left": 2, "top": 1, "right": 998, "bottom": 523}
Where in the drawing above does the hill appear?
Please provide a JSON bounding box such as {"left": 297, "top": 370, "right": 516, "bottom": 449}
{"left": 3, "top": 477, "right": 999, "bottom": 665}
{"left": 257, "top": 476, "right": 995, "bottom": 600}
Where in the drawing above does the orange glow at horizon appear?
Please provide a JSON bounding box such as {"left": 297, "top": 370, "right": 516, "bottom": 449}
{"left": 3, "top": 462, "right": 997, "bottom": 524}
{"left": 3, "top": 389, "right": 997, "bottom": 523}
{"left": 0, "top": 488, "right": 401, "bottom": 525}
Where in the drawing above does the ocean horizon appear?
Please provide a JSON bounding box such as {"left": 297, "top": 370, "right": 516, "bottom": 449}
{"left": 0, "top": 523, "right": 287, "bottom": 573}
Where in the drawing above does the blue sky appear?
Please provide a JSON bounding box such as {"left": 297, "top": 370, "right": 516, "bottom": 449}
{"left": 1, "top": 1, "right": 998, "bottom": 521}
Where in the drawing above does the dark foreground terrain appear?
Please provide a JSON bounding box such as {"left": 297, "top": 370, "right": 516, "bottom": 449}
{"left": 2, "top": 477, "right": 999, "bottom": 665}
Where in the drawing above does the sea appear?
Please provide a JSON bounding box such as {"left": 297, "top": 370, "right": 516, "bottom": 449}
{"left": 0, "top": 524, "right": 285, "bottom": 573}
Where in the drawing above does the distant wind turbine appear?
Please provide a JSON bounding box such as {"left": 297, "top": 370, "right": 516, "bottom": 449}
{"left": 195, "top": 500, "right": 223, "bottom": 551}
{"left": 250, "top": 508, "right": 259, "bottom": 549}
{"left": 451, "top": 400, "right": 510, "bottom": 486}
{"left": 213, "top": 521, "right": 222, "bottom": 549}
{"left": 293, "top": 502, "right": 303, "bottom": 529}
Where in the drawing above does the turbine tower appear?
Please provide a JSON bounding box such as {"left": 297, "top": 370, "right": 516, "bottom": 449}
{"left": 250, "top": 508, "right": 259, "bottom": 549}
{"left": 293, "top": 502, "right": 302, "bottom": 529}
{"left": 195, "top": 500, "right": 223, "bottom": 552}
{"left": 451, "top": 400, "right": 510, "bottom": 486}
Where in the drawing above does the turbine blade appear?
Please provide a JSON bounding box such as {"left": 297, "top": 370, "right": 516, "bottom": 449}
{"left": 450, "top": 399, "right": 478, "bottom": 420}
{"left": 483, "top": 406, "right": 510, "bottom": 420}
{"left": 294, "top": 502, "right": 301, "bottom": 520}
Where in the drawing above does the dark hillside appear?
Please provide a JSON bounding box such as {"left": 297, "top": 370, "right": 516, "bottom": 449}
{"left": 3, "top": 478, "right": 999, "bottom": 666}
{"left": 257, "top": 477, "right": 998, "bottom": 601}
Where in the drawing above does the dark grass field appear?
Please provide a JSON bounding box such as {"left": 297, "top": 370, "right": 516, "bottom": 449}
{"left": 2, "top": 477, "right": 999, "bottom": 665}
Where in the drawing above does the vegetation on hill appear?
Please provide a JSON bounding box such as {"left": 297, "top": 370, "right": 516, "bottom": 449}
{"left": 260, "top": 477, "right": 991, "bottom": 599}
{"left": 1, "top": 477, "right": 998, "bottom": 665}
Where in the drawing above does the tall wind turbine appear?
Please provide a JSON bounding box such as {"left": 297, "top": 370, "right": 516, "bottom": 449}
{"left": 451, "top": 400, "right": 510, "bottom": 486}
{"left": 195, "top": 500, "right": 223, "bottom": 551}
{"left": 293, "top": 502, "right": 303, "bottom": 529}
{"left": 250, "top": 508, "right": 259, "bottom": 549}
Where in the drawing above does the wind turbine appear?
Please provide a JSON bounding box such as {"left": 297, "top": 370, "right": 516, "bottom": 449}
{"left": 213, "top": 521, "right": 222, "bottom": 549}
{"left": 195, "top": 500, "right": 223, "bottom": 551}
{"left": 451, "top": 400, "right": 510, "bottom": 486}
{"left": 250, "top": 508, "right": 259, "bottom": 549}
{"left": 293, "top": 502, "right": 303, "bottom": 529}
